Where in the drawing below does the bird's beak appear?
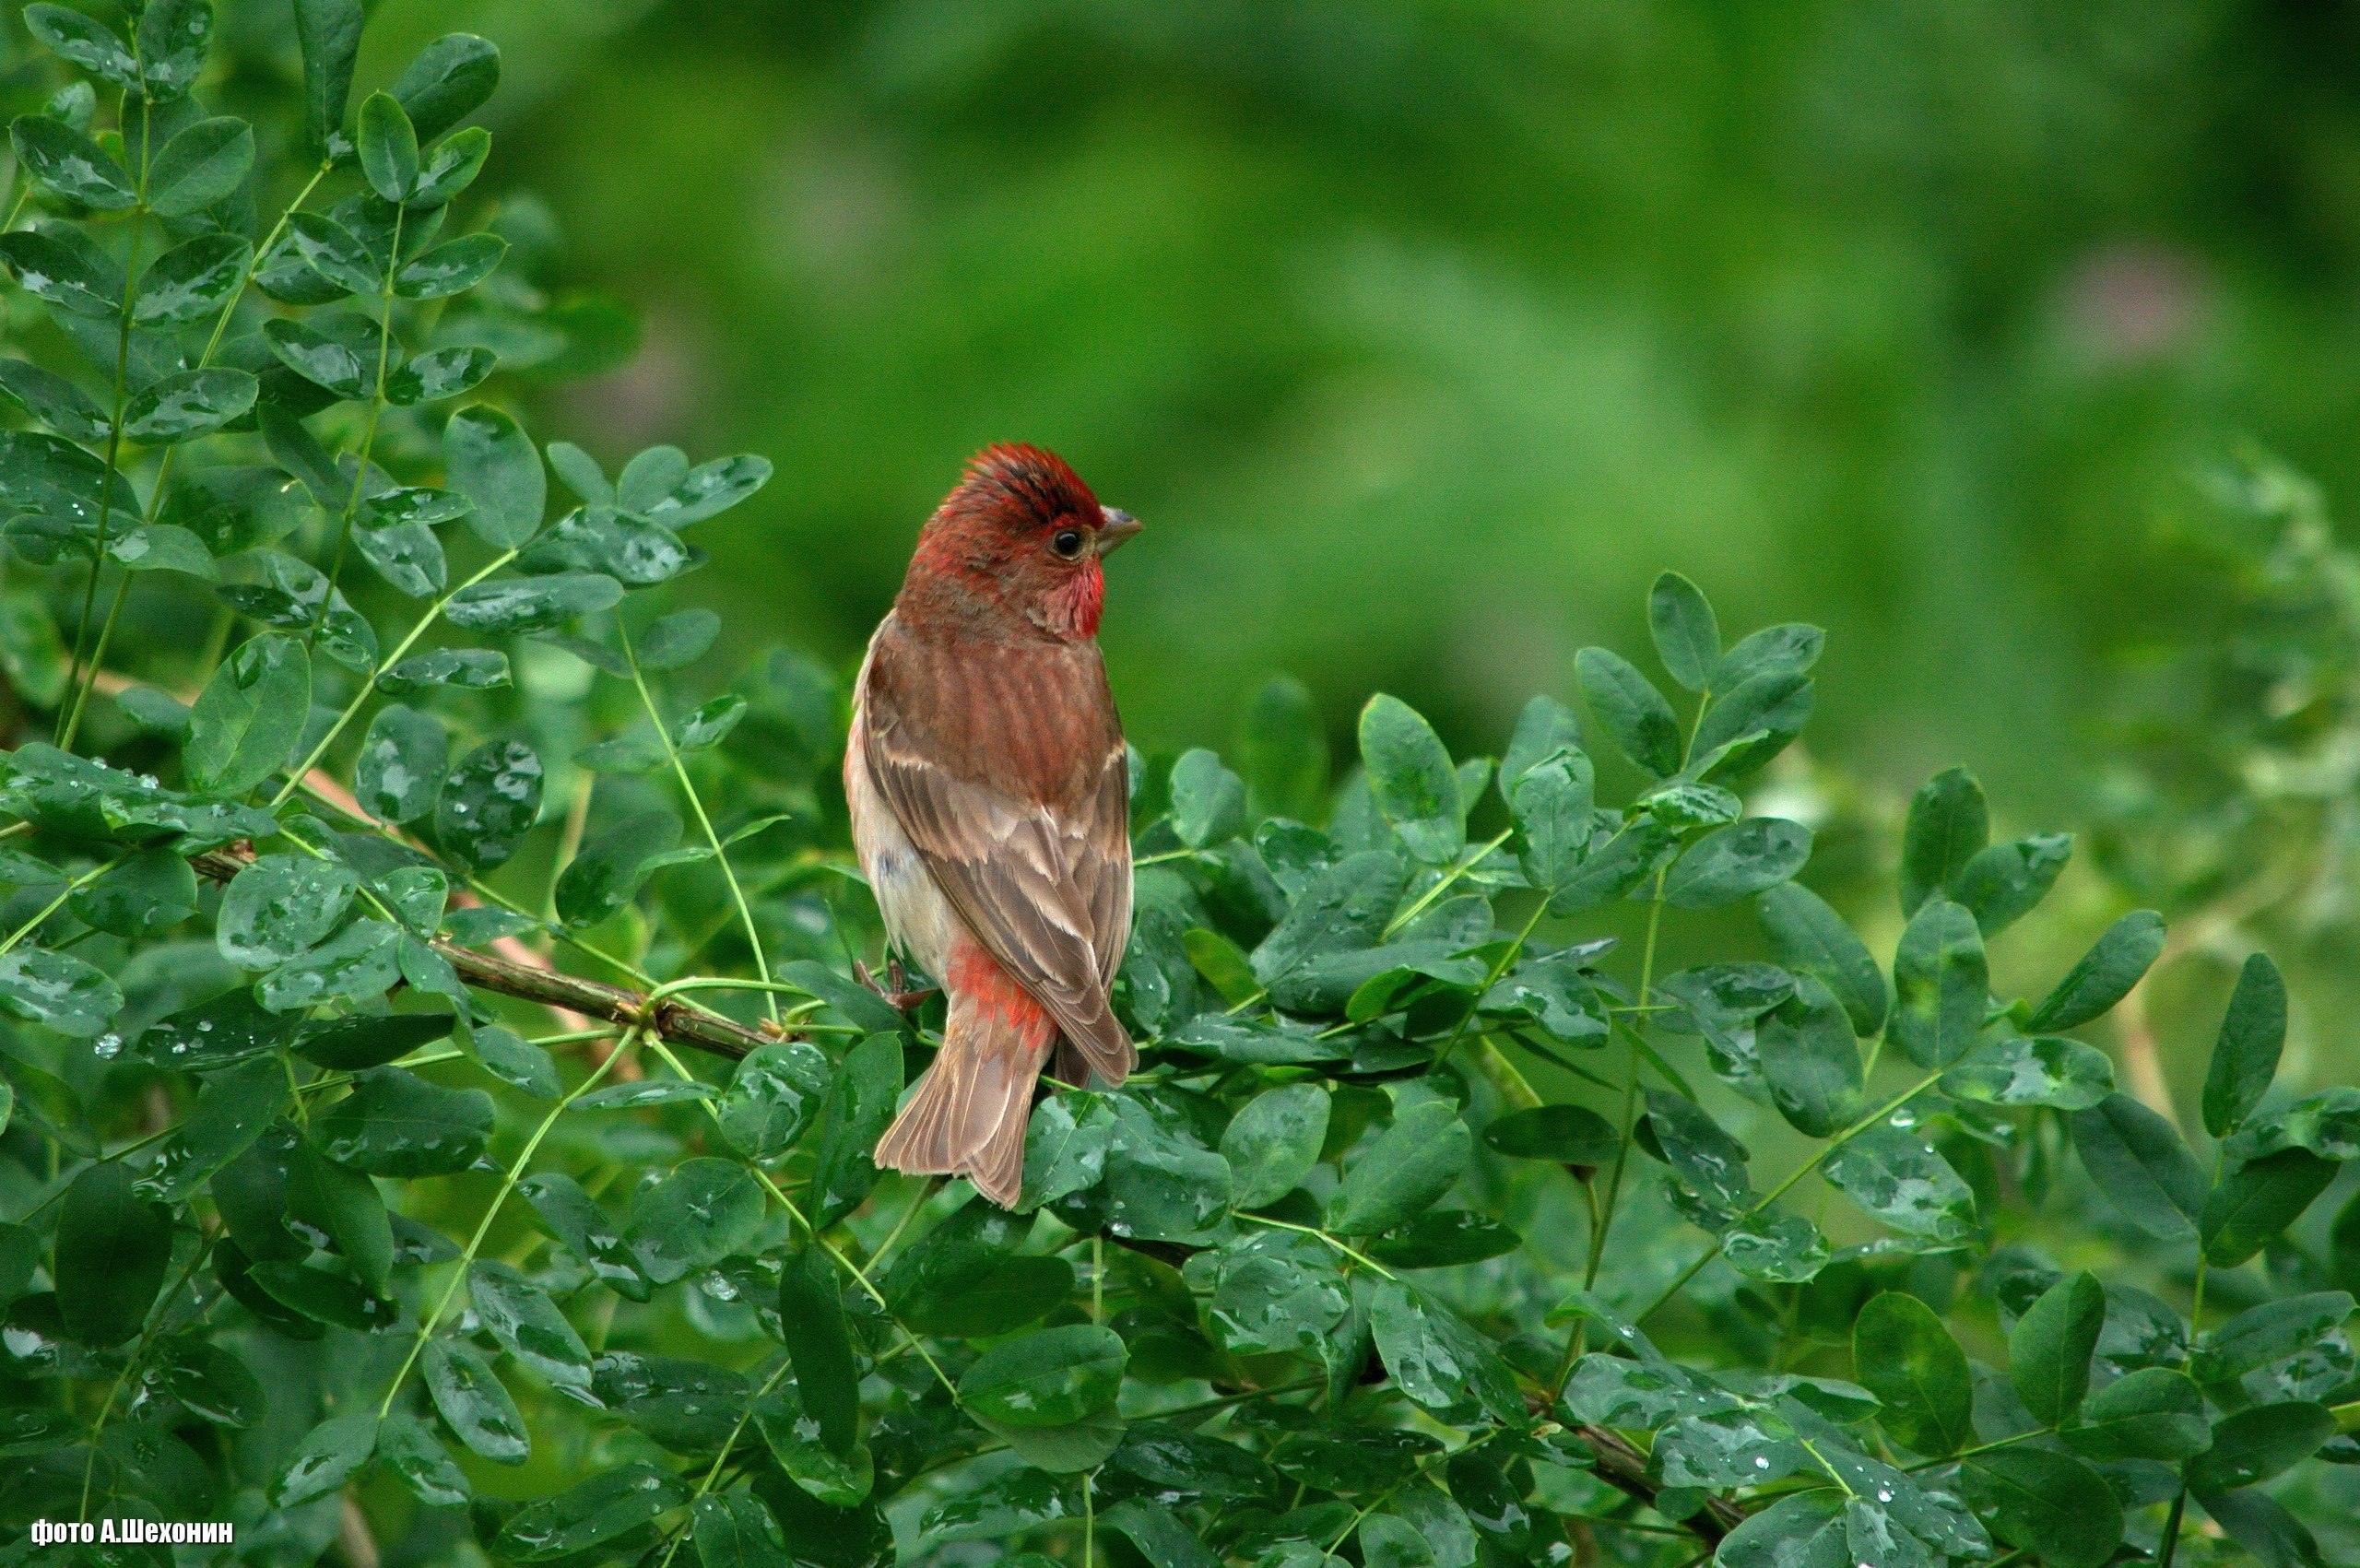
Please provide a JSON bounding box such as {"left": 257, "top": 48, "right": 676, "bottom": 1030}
{"left": 1097, "top": 508, "right": 1143, "bottom": 556}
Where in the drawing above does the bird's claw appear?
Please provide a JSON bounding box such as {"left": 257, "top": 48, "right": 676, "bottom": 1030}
{"left": 856, "top": 958, "right": 938, "bottom": 1013}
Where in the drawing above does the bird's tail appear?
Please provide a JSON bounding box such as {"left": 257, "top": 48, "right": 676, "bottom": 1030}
{"left": 873, "top": 982, "right": 1056, "bottom": 1208}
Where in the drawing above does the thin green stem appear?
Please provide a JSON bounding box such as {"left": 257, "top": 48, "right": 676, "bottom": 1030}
{"left": 56, "top": 222, "right": 147, "bottom": 752}
{"left": 1629, "top": 1068, "right": 1948, "bottom": 1326}
{"left": 655, "top": 1356, "right": 796, "bottom": 1568}
{"left": 80, "top": 1234, "right": 213, "bottom": 1521}
{"left": 311, "top": 206, "right": 403, "bottom": 647}
{"left": 855, "top": 1180, "right": 933, "bottom": 1284}
{"left": 1235, "top": 1211, "right": 1398, "bottom": 1280}
{"left": 1147, "top": 1376, "right": 1324, "bottom": 1422}
{"left": 1587, "top": 869, "right": 1668, "bottom": 1288}
{"left": 378, "top": 1032, "right": 637, "bottom": 1418}
{"left": 621, "top": 621, "right": 778, "bottom": 1022}
{"left": 2154, "top": 1484, "right": 2189, "bottom": 1568}
{"left": 1384, "top": 829, "right": 1512, "bottom": 938}
{"left": 1433, "top": 899, "right": 1549, "bottom": 1074}
{"left": 0, "top": 855, "right": 128, "bottom": 958}
{"left": 270, "top": 548, "right": 521, "bottom": 807}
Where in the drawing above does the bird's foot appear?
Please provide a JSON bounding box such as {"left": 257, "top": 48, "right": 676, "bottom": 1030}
{"left": 856, "top": 958, "right": 938, "bottom": 1013}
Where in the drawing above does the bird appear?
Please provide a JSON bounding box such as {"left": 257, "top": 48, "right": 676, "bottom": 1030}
{"left": 847, "top": 443, "right": 1142, "bottom": 1207}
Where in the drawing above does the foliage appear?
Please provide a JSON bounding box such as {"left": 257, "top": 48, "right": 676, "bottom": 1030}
{"left": 0, "top": 8, "right": 2351, "bottom": 1568}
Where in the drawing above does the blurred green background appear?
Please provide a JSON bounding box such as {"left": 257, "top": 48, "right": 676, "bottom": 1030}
{"left": 352, "top": 0, "right": 2360, "bottom": 811}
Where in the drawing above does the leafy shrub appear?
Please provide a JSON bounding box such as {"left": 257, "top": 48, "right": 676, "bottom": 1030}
{"left": 0, "top": 7, "right": 2351, "bottom": 1568}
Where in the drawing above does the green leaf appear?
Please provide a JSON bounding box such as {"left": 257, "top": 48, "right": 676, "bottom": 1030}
{"left": 2202, "top": 1149, "right": 2338, "bottom": 1267}
{"left": 1960, "top": 1448, "right": 2123, "bottom": 1568}
{"left": 55, "top": 1161, "right": 170, "bottom": 1346}
{"left": 1712, "top": 622, "right": 1824, "bottom": 690}
{"left": 1941, "top": 1035, "right": 2114, "bottom": 1110}
{"left": 1953, "top": 832, "right": 2072, "bottom": 937}
{"left": 519, "top": 1173, "right": 646, "bottom": 1300}
{"left": 1239, "top": 675, "right": 1330, "bottom": 819}
{"left": 133, "top": 232, "right": 251, "bottom": 328}
{"left": 446, "top": 572, "right": 624, "bottom": 634}
{"left": 2203, "top": 951, "right": 2286, "bottom": 1138}
{"left": 0, "top": 359, "right": 106, "bottom": 442}
{"left": 136, "top": 989, "right": 297, "bottom": 1071}
{"left": 1510, "top": 749, "right": 1596, "bottom": 905}
{"left": 1575, "top": 646, "right": 1681, "bottom": 776}
{"left": 10, "top": 114, "right": 135, "bottom": 208}
{"left": 1648, "top": 571, "right": 1721, "bottom": 690}
{"left": 1900, "top": 767, "right": 1988, "bottom": 915}
{"left": 1692, "top": 669, "right": 1813, "bottom": 778}
{"left": 1359, "top": 694, "right": 1463, "bottom": 865}
{"left": 444, "top": 404, "right": 546, "bottom": 547}
{"left": 384, "top": 344, "right": 497, "bottom": 406}
{"left": 424, "top": 1338, "right": 529, "bottom": 1463}
{"left": 315, "top": 1067, "right": 494, "bottom": 1176}
{"left": 145, "top": 1056, "right": 284, "bottom": 1201}
{"left": 23, "top": 6, "right": 137, "bottom": 88}
{"left": 473, "top": 1026, "right": 560, "bottom": 1099}
{"left": 2194, "top": 1291, "right": 2355, "bottom": 1385}
{"left": 1328, "top": 1099, "right": 1469, "bottom": 1234}
{"left": 2011, "top": 1270, "right": 2104, "bottom": 1426}
{"left": 0, "top": 230, "right": 115, "bottom": 316}
{"left": 358, "top": 91, "right": 419, "bottom": 201}
{"left": 1823, "top": 1127, "right": 1975, "bottom": 1241}
{"left": 354, "top": 704, "right": 447, "bottom": 825}
{"left": 135, "top": 0, "right": 212, "bottom": 100}
{"left": 1852, "top": 1291, "right": 1973, "bottom": 1456}
{"left": 284, "top": 209, "right": 377, "bottom": 295}
{"left": 2071, "top": 1092, "right": 2205, "bottom": 1239}
{"left": 1251, "top": 848, "right": 1406, "bottom": 985}
{"left": 218, "top": 854, "right": 356, "bottom": 968}
{"left": 468, "top": 1260, "right": 592, "bottom": 1394}
{"left": 122, "top": 367, "right": 256, "bottom": 442}
{"left": 1888, "top": 898, "right": 1987, "bottom": 1069}
{"left": 288, "top": 1134, "right": 393, "bottom": 1295}
{"left": 639, "top": 607, "right": 722, "bottom": 670}
{"left": 0, "top": 945, "right": 122, "bottom": 1037}
{"left": 1220, "top": 1083, "right": 1330, "bottom": 1208}
{"left": 409, "top": 126, "right": 490, "bottom": 207}
{"left": 259, "top": 917, "right": 402, "bottom": 1010}
{"left": 1480, "top": 1104, "right": 1617, "bottom": 1173}
{"left": 379, "top": 646, "right": 510, "bottom": 695}
{"left": 2189, "top": 1401, "right": 2337, "bottom": 1493}
{"left": 1758, "top": 882, "right": 1888, "bottom": 1036}
{"left": 1759, "top": 974, "right": 1864, "bottom": 1137}
{"left": 1663, "top": 818, "right": 1811, "bottom": 908}
{"left": 1646, "top": 1087, "right": 1752, "bottom": 1209}
{"left": 676, "top": 693, "right": 748, "bottom": 750}
{"left": 148, "top": 117, "right": 254, "bottom": 217}
{"left": 393, "top": 33, "right": 502, "bottom": 143}
{"left": 1372, "top": 1279, "right": 1522, "bottom": 1421}
{"left": 2063, "top": 1367, "right": 2212, "bottom": 1462}
{"left": 70, "top": 846, "right": 198, "bottom": 937}
{"left": 497, "top": 1464, "right": 689, "bottom": 1560}
{"left": 809, "top": 1032, "right": 903, "bottom": 1227}
{"left": 1103, "top": 1499, "right": 1220, "bottom": 1568}
{"left": 186, "top": 632, "right": 310, "bottom": 796}
{"left": 2027, "top": 909, "right": 2165, "bottom": 1032}
{"left": 395, "top": 233, "right": 508, "bottom": 300}
{"left": 716, "top": 1041, "right": 831, "bottom": 1159}
{"left": 1169, "top": 748, "right": 1249, "bottom": 848}
{"left": 291, "top": 0, "right": 361, "bottom": 149}
{"left": 1716, "top": 1491, "right": 1846, "bottom": 1568}
{"left": 554, "top": 808, "right": 681, "bottom": 927}
{"left": 627, "top": 1157, "right": 763, "bottom": 1284}
{"left": 1721, "top": 1212, "right": 1831, "bottom": 1282}
{"left": 151, "top": 1333, "right": 268, "bottom": 1427}
{"left": 2199, "top": 1491, "right": 2329, "bottom": 1568}
{"left": 1367, "top": 1208, "right": 1522, "bottom": 1268}
{"left": 273, "top": 1410, "right": 378, "bottom": 1506}
{"left": 378, "top": 1410, "right": 468, "bottom": 1507}
{"left": 777, "top": 1244, "right": 861, "bottom": 1451}
{"left": 958, "top": 1324, "right": 1127, "bottom": 1428}
{"left": 437, "top": 738, "right": 543, "bottom": 869}
{"left": 691, "top": 1495, "right": 792, "bottom": 1568}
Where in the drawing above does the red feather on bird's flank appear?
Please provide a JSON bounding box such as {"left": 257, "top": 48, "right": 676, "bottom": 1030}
{"left": 847, "top": 444, "right": 1141, "bottom": 1207}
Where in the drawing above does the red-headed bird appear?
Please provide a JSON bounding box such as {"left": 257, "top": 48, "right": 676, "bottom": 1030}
{"left": 849, "top": 444, "right": 1141, "bottom": 1207}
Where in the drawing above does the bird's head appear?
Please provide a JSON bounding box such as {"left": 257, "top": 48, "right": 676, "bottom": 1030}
{"left": 899, "top": 443, "right": 1140, "bottom": 642}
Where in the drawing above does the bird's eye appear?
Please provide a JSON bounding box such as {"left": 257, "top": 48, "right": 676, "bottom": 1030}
{"left": 1051, "top": 528, "right": 1085, "bottom": 559}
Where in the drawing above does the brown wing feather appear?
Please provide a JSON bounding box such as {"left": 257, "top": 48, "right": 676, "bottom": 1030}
{"left": 860, "top": 616, "right": 1135, "bottom": 1081}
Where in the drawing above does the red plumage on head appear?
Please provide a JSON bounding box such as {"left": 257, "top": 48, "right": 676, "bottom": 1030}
{"left": 899, "top": 444, "right": 1113, "bottom": 641}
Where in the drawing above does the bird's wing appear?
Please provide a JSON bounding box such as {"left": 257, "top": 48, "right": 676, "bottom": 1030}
{"left": 860, "top": 620, "right": 1135, "bottom": 1082}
